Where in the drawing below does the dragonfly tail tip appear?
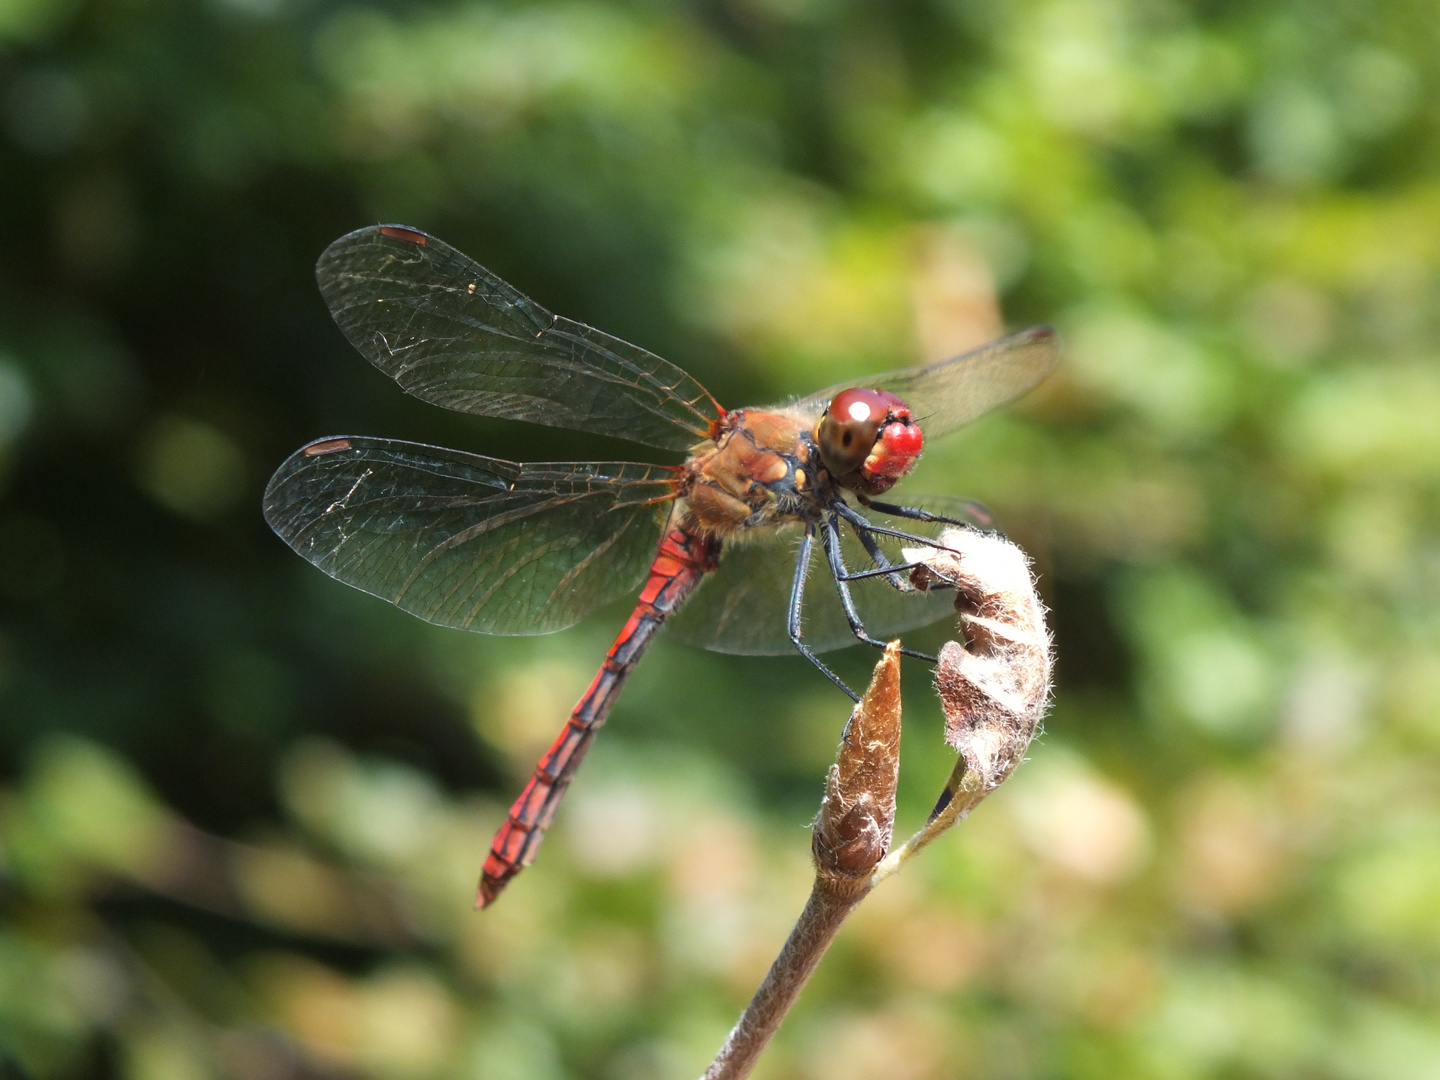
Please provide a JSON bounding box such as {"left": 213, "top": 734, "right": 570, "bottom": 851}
{"left": 476, "top": 870, "right": 510, "bottom": 909}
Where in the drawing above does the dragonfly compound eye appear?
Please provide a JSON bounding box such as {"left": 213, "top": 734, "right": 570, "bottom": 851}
{"left": 817, "top": 387, "right": 922, "bottom": 493}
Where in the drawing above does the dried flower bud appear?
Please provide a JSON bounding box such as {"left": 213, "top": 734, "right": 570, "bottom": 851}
{"left": 813, "top": 642, "right": 902, "bottom": 881}
{"left": 906, "top": 529, "right": 1052, "bottom": 790}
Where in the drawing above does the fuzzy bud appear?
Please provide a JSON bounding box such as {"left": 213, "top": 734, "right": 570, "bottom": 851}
{"left": 906, "top": 529, "right": 1052, "bottom": 790}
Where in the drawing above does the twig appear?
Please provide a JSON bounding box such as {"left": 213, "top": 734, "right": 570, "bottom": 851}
{"left": 702, "top": 528, "right": 1052, "bottom": 1080}
{"left": 704, "top": 643, "right": 901, "bottom": 1080}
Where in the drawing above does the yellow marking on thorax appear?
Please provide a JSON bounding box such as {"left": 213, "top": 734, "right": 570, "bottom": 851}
{"left": 753, "top": 455, "right": 789, "bottom": 484}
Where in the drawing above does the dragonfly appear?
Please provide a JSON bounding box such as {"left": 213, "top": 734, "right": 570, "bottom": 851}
{"left": 264, "top": 224, "right": 1058, "bottom": 907}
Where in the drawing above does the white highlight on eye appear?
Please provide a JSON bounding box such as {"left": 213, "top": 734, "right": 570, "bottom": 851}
{"left": 847, "top": 400, "right": 872, "bottom": 422}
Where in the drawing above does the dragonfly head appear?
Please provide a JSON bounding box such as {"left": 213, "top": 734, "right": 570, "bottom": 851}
{"left": 816, "top": 387, "right": 924, "bottom": 495}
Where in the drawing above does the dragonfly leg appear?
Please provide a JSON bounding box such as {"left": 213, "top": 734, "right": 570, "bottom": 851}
{"left": 789, "top": 526, "right": 861, "bottom": 702}
{"left": 824, "top": 507, "right": 956, "bottom": 589}
{"left": 832, "top": 499, "right": 967, "bottom": 595}
{"left": 821, "top": 516, "right": 937, "bottom": 664}
{"left": 829, "top": 500, "right": 912, "bottom": 592}
{"left": 833, "top": 500, "right": 967, "bottom": 553}
{"left": 834, "top": 560, "right": 941, "bottom": 583}
{"left": 858, "top": 495, "right": 997, "bottom": 533}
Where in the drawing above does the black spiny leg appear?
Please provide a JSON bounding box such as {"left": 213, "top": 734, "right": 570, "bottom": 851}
{"left": 828, "top": 500, "right": 910, "bottom": 591}
{"left": 822, "top": 517, "right": 942, "bottom": 584}
{"left": 832, "top": 500, "right": 963, "bottom": 578}
{"left": 858, "top": 495, "right": 996, "bottom": 532}
{"left": 821, "top": 516, "right": 938, "bottom": 663}
{"left": 789, "top": 525, "right": 860, "bottom": 702}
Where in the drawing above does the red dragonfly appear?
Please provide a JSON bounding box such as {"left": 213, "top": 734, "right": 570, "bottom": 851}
{"left": 265, "top": 225, "right": 1057, "bottom": 907}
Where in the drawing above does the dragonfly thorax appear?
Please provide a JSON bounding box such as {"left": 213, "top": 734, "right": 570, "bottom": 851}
{"left": 681, "top": 409, "right": 839, "bottom": 537}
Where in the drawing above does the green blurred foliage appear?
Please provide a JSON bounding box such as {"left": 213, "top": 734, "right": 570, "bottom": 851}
{"left": 1, "top": 0, "right": 1438, "bottom": 1076}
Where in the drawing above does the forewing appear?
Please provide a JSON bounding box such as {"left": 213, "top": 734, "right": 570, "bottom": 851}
{"left": 668, "top": 498, "right": 980, "bottom": 655}
{"left": 790, "top": 327, "right": 1059, "bottom": 439}
{"left": 316, "top": 226, "right": 721, "bottom": 452}
{"left": 264, "top": 436, "right": 674, "bottom": 635}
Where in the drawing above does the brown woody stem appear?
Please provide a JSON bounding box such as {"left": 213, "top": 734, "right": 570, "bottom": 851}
{"left": 702, "top": 646, "right": 901, "bottom": 1080}
{"left": 702, "top": 876, "right": 868, "bottom": 1080}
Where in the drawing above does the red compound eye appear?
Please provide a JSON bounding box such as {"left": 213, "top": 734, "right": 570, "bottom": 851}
{"left": 818, "top": 389, "right": 889, "bottom": 475}
{"left": 830, "top": 388, "right": 893, "bottom": 427}
{"left": 875, "top": 388, "right": 910, "bottom": 416}
{"left": 816, "top": 387, "right": 921, "bottom": 491}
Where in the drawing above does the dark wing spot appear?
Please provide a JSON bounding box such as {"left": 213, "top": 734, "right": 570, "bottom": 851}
{"left": 379, "top": 225, "right": 428, "bottom": 246}
{"left": 304, "top": 438, "right": 353, "bottom": 457}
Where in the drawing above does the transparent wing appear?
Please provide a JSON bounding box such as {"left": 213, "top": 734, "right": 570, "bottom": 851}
{"left": 316, "top": 225, "right": 722, "bottom": 452}
{"left": 264, "top": 436, "right": 675, "bottom": 635}
{"left": 668, "top": 497, "right": 983, "bottom": 655}
{"left": 789, "top": 327, "right": 1059, "bottom": 440}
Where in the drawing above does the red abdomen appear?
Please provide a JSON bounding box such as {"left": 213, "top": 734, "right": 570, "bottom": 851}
{"left": 477, "top": 522, "right": 719, "bottom": 907}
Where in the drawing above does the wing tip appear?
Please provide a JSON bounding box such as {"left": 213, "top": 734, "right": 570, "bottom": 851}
{"left": 1016, "top": 324, "right": 1061, "bottom": 373}
{"left": 262, "top": 435, "right": 361, "bottom": 507}
{"left": 1012, "top": 324, "right": 1060, "bottom": 355}
{"left": 317, "top": 223, "right": 431, "bottom": 273}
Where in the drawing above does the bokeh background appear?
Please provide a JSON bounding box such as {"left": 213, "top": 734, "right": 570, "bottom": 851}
{"left": 3, "top": 0, "right": 1440, "bottom": 1076}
